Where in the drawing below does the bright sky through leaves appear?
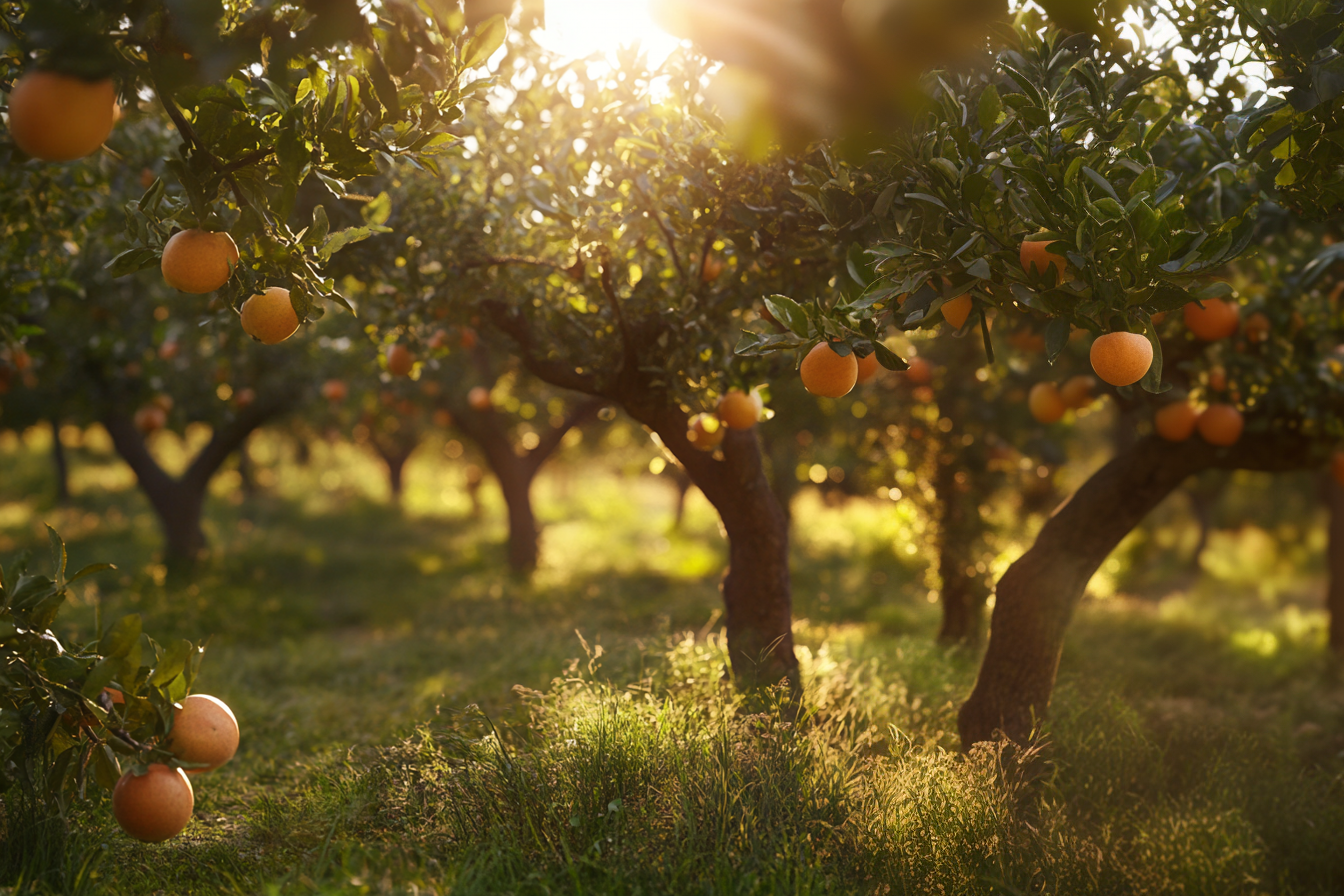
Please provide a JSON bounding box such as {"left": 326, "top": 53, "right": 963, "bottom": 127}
{"left": 536, "top": 0, "right": 682, "bottom": 63}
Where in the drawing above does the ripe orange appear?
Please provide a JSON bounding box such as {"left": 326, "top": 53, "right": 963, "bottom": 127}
{"left": 134, "top": 405, "right": 167, "bottom": 434}
{"left": 168, "top": 694, "right": 239, "bottom": 774}
{"left": 799, "top": 343, "right": 858, "bottom": 398}
{"left": 7, "top": 71, "right": 118, "bottom": 162}
{"left": 1183, "top": 298, "right": 1240, "bottom": 341}
{"left": 854, "top": 352, "right": 881, "bottom": 384}
{"left": 1153, "top": 401, "right": 1198, "bottom": 442}
{"left": 1207, "top": 365, "right": 1227, "bottom": 392}
{"left": 386, "top": 343, "right": 414, "bottom": 377}
{"left": 905, "top": 357, "right": 932, "bottom": 385}
{"left": 1028, "top": 382, "right": 1067, "bottom": 424}
{"left": 432, "top": 408, "right": 453, "bottom": 428}
{"left": 1197, "top": 404, "right": 1244, "bottom": 446}
{"left": 112, "top": 764, "right": 193, "bottom": 842}
{"left": 1332, "top": 450, "right": 1344, "bottom": 487}
{"left": 1244, "top": 312, "right": 1270, "bottom": 343}
{"left": 460, "top": 328, "right": 478, "bottom": 350}
{"left": 941, "top": 294, "right": 973, "bottom": 330}
{"left": 1020, "top": 237, "right": 1067, "bottom": 285}
{"left": 102, "top": 687, "right": 125, "bottom": 705}
{"left": 1059, "top": 374, "right": 1096, "bottom": 409}
{"left": 688, "top": 412, "right": 724, "bottom": 450}
{"left": 1089, "top": 332, "right": 1153, "bottom": 386}
{"left": 158, "top": 341, "right": 180, "bottom": 361}
{"left": 240, "top": 288, "right": 299, "bottom": 344}
{"left": 427, "top": 329, "right": 450, "bottom": 350}
{"left": 161, "top": 230, "right": 240, "bottom": 294}
{"left": 321, "top": 379, "right": 347, "bottom": 402}
{"left": 468, "top": 386, "right": 492, "bottom": 411}
{"left": 701, "top": 254, "right": 725, "bottom": 283}
{"left": 717, "top": 389, "right": 759, "bottom": 429}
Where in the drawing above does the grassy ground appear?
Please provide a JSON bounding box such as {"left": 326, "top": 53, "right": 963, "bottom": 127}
{"left": 2, "top": 424, "right": 1344, "bottom": 895}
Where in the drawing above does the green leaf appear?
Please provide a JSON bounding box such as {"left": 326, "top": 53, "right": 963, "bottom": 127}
{"left": 872, "top": 342, "right": 908, "bottom": 371}
{"left": 977, "top": 84, "right": 1004, "bottom": 132}
{"left": 763, "top": 295, "right": 810, "bottom": 337}
{"left": 362, "top": 192, "right": 392, "bottom": 227}
{"left": 1139, "top": 315, "right": 1169, "bottom": 394}
{"left": 100, "top": 615, "right": 142, "bottom": 659}
{"left": 150, "top": 639, "right": 193, "bottom": 687}
{"left": 462, "top": 14, "right": 508, "bottom": 69}
{"left": 105, "top": 248, "right": 161, "bottom": 278}
{"left": 1044, "top": 318, "right": 1070, "bottom": 365}
{"left": 872, "top": 183, "right": 900, "bottom": 218}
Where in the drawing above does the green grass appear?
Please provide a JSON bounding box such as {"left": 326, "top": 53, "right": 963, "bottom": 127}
{"left": 2, "top": 424, "right": 1344, "bottom": 894}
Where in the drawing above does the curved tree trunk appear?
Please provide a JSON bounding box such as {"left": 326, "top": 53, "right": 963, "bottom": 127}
{"left": 959, "top": 434, "right": 1319, "bottom": 748}
{"left": 1327, "top": 474, "right": 1344, "bottom": 655}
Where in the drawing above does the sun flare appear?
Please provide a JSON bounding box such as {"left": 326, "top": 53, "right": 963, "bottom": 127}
{"left": 536, "top": 0, "right": 682, "bottom": 64}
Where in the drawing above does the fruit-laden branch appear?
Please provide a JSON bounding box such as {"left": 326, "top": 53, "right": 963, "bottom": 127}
{"left": 959, "top": 431, "right": 1328, "bottom": 748}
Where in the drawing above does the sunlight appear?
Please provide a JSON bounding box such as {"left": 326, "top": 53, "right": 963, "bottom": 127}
{"left": 535, "top": 0, "right": 682, "bottom": 64}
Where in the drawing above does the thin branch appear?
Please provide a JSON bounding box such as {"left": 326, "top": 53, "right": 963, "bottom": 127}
{"left": 597, "top": 250, "right": 636, "bottom": 375}
{"left": 480, "top": 299, "right": 604, "bottom": 396}
{"left": 635, "top": 184, "right": 686, "bottom": 282}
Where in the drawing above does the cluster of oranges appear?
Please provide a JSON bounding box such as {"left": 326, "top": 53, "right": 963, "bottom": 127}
{"left": 109, "top": 692, "right": 240, "bottom": 843}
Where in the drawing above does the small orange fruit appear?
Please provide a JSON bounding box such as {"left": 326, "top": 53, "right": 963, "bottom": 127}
{"left": 1020, "top": 237, "right": 1068, "bottom": 285}
{"left": 1197, "top": 404, "right": 1244, "bottom": 446}
{"left": 427, "top": 329, "right": 449, "bottom": 350}
{"left": 854, "top": 352, "right": 881, "bottom": 384}
{"left": 940, "top": 294, "right": 973, "bottom": 330}
{"left": 701, "top": 254, "right": 725, "bottom": 283}
{"left": 161, "top": 230, "right": 239, "bottom": 294}
{"left": 158, "top": 341, "right": 180, "bottom": 361}
{"left": 459, "top": 328, "right": 478, "bottom": 350}
{"left": 321, "top": 379, "right": 348, "bottom": 402}
{"left": 102, "top": 687, "right": 125, "bottom": 705}
{"left": 112, "top": 764, "right": 194, "bottom": 843}
{"left": 1089, "top": 332, "right": 1153, "bottom": 386}
{"left": 468, "top": 386, "right": 492, "bottom": 411}
{"left": 167, "top": 694, "right": 239, "bottom": 774}
{"left": 133, "top": 405, "right": 167, "bottom": 434}
{"left": 240, "top": 288, "right": 299, "bottom": 344}
{"left": 1332, "top": 450, "right": 1344, "bottom": 487}
{"left": 717, "top": 390, "right": 759, "bottom": 429}
{"left": 799, "top": 343, "right": 858, "bottom": 398}
{"left": 1028, "top": 382, "right": 1067, "bottom": 424}
{"left": 7, "top": 71, "right": 118, "bottom": 162}
{"left": 1059, "top": 374, "right": 1096, "bottom": 409}
{"left": 1154, "top": 401, "right": 1198, "bottom": 442}
{"left": 386, "top": 343, "right": 414, "bottom": 377}
{"left": 688, "top": 412, "right": 724, "bottom": 450}
{"left": 1183, "top": 298, "right": 1240, "bottom": 341}
{"left": 905, "top": 357, "right": 932, "bottom": 385}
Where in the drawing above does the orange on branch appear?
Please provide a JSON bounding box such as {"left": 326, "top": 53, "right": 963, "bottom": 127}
{"left": 468, "top": 386, "right": 492, "bottom": 411}
{"left": 161, "top": 230, "right": 239, "bottom": 294}
{"left": 940, "top": 294, "right": 973, "bottom": 330}
{"left": 1028, "top": 382, "right": 1067, "bottom": 424}
{"left": 799, "top": 343, "right": 858, "bottom": 397}
{"left": 386, "top": 343, "right": 414, "bottom": 377}
{"left": 1197, "top": 404, "right": 1244, "bottom": 446}
{"left": 240, "top": 288, "right": 299, "bottom": 345}
{"left": 717, "top": 389, "right": 759, "bottom": 429}
{"left": 1208, "top": 365, "right": 1227, "bottom": 392}
{"left": 321, "top": 379, "right": 348, "bottom": 402}
{"left": 167, "top": 695, "right": 239, "bottom": 774}
{"left": 1089, "top": 332, "right": 1153, "bottom": 386}
{"left": 1154, "top": 401, "right": 1198, "bottom": 442}
{"left": 133, "top": 405, "right": 166, "bottom": 434}
{"left": 112, "top": 764, "right": 193, "bottom": 843}
{"left": 1020, "top": 237, "right": 1067, "bottom": 285}
{"left": 688, "top": 412, "right": 724, "bottom": 450}
{"left": 1059, "top": 374, "right": 1096, "bottom": 409}
{"left": 1183, "top": 298, "right": 1240, "bottom": 341}
{"left": 7, "top": 71, "right": 118, "bottom": 161}
{"left": 157, "top": 341, "right": 180, "bottom": 361}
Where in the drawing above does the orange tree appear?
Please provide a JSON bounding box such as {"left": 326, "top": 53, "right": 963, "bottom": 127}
{"left": 740, "top": 12, "right": 1344, "bottom": 745}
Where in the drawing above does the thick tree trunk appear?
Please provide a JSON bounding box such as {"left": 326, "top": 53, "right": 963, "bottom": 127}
{"left": 1327, "top": 475, "right": 1344, "bottom": 655}
{"left": 959, "top": 434, "right": 1319, "bottom": 748}
{"left": 49, "top": 419, "right": 70, "bottom": 504}
{"left": 497, "top": 463, "right": 539, "bottom": 572}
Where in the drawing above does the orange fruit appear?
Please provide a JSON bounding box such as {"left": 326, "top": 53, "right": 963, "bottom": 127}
{"left": 161, "top": 229, "right": 239, "bottom": 294}
{"left": 468, "top": 386, "right": 492, "bottom": 411}
{"left": 112, "top": 764, "right": 193, "bottom": 842}
{"left": 432, "top": 408, "right": 453, "bottom": 428}
{"left": 133, "top": 405, "right": 167, "bottom": 434}
{"left": 1089, "top": 332, "right": 1153, "bottom": 386}
{"left": 158, "top": 341, "right": 180, "bottom": 361}
{"left": 321, "top": 379, "right": 348, "bottom": 402}
{"left": 240, "top": 288, "right": 299, "bottom": 344}
{"left": 1332, "top": 450, "right": 1344, "bottom": 487}
{"left": 233, "top": 387, "right": 255, "bottom": 408}
{"left": 854, "top": 352, "right": 881, "bottom": 384}
{"left": 799, "top": 343, "right": 858, "bottom": 398}
{"left": 427, "top": 329, "right": 449, "bottom": 350}
{"left": 1183, "top": 298, "right": 1240, "bottom": 341}
{"left": 1058, "top": 374, "right": 1096, "bottom": 409}
{"left": 1244, "top": 312, "right": 1270, "bottom": 343}
{"left": 386, "top": 343, "right": 414, "bottom": 377}
{"left": 688, "top": 412, "right": 724, "bottom": 450}
{"left": 940, "top": 294, "right": 973, "bottom": 329}
{"left": 1153, "top": 401, "right": 1198, "bottom": 442}
{"left": 7, "top": 71, "right": 118, "bottom": 162}
{"left": 102, "top": 687, "right": 125, "bottom": 705}
{"left": 904, "top": 357, "right": 932, "bottom": 385}
{"left": 1028, "top": 382, "right": 1067, "bottom": 424}
{"left": 1208, "top": 365, "right": 1227, "bottom": 392}
{"left": 701, "top": 254, "right": 725, "bottom": 283}
{"left": 460, "top": 328, "right": 478, "bottom": 350}
{"left": 1197, "top": 404, "right": 1244, "bottom": 446}
{"left": 717, "top": 389, "right": 759, "bottom": 429}
{"left": 1020, "top": 237, "right": 1067, "bottom": 285}
{"left": 167, "top": 694, "right": 239, "bottom": 774}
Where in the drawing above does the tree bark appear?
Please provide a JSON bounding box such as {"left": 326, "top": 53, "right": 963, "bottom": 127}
{"left": 959, "top": 433, "right": 1322, "bottom": 748}
{"left": 103, "top": 395, "right": 290, "bottom": 564}
{"left": 1327, "top": 474, "right": 1344, "bottom": 655}
{"left": 49, "top": 419, "right": 70, "bottom": 505}
{"left": 374, "top": 441, "right": 414, "bottom": 503}
{"left": 935, "top": 455, "right": 982, "bottom": 644}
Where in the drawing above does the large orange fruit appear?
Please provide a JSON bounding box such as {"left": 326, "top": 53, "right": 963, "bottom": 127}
{"left": 800, "top": 343, "right": 858, "bottom": 397}
{"left": 1059, "top": 374, "right": 1096, "bottom": 409}
{"left": 161, "top": 230, "right": 239, "bottom": 294}
{"left": 1153, "top": 401, "right": 1198, "bottom": 442}
{"left": 112, "top": 764, "right": 193, "bottom": 842}
{"left": 1197, "top": 404, "right": 1244, "bottom": 446}
{"left": 688, "top": 412, "right": 724, "bottom": 450}
{"left": 854, "top": 352, "right": 881, "bottom": 384}
{"left": 240, "top": 288, "right": 299, "bottom": 344}
{"left": 940, "top": 294, "right": 973, "bottom": 330}
{"left": 1089, "top": 332, "right": 1153, "bottom": 386}
{"left": 168, "top": 694, "right": 239, "bottom": 773}
{"left": 1028, "top": 382, "right": 1067, "bottom": 424}
{"left": 1020, "top": 237, "right": 1067, "bottom": 285}
{"left": 386, "top": 343, "right": 414, "bottom": 377}
{"left": 1183, "top": 298, "right": 1240, "bottom": 341}
{"left": 717, "top": 390, "right": 759, "bottom": 429}
{"left": 7, "top": 71, "right": 118, "bottom": 162}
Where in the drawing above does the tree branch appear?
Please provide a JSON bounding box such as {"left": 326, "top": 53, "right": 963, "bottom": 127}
{"left": 182, "top": 389, "right": 294, "bottom": 490}
{"left": 480, "top": 300, "right": 605, "bottom": 395}
{"left": 525, "top": 396, "right": 605, "bottom": 476}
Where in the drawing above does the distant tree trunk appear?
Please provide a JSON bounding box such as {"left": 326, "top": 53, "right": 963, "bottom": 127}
{"left": 374, "top": 440, "right": 416, "bottom": 504}
{"left": 1183, "top": 473, "right": 1227, "bottom": 572}
{"left": 464, "top": 464, "right": 485, "bottom": 518}
{"left": 237, "top": 434, "right": 258, "bottom": 497}
{"left": 1327, "top": 474, "right": 1344, "bottom": 655}
{"left": 934, "top": 453, "right": 983, "bottom": 643}
{"left": 103, "top": 394, "right": 291, "bottom": 565}
{"left": 49, "top": 418, "right": 70, "bottom": 504}
{"left": 667, "top": 466, "right": 693, "bottom": 531}
{"left": 959, "top": 434, "right": 1318, "bottom": 748}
